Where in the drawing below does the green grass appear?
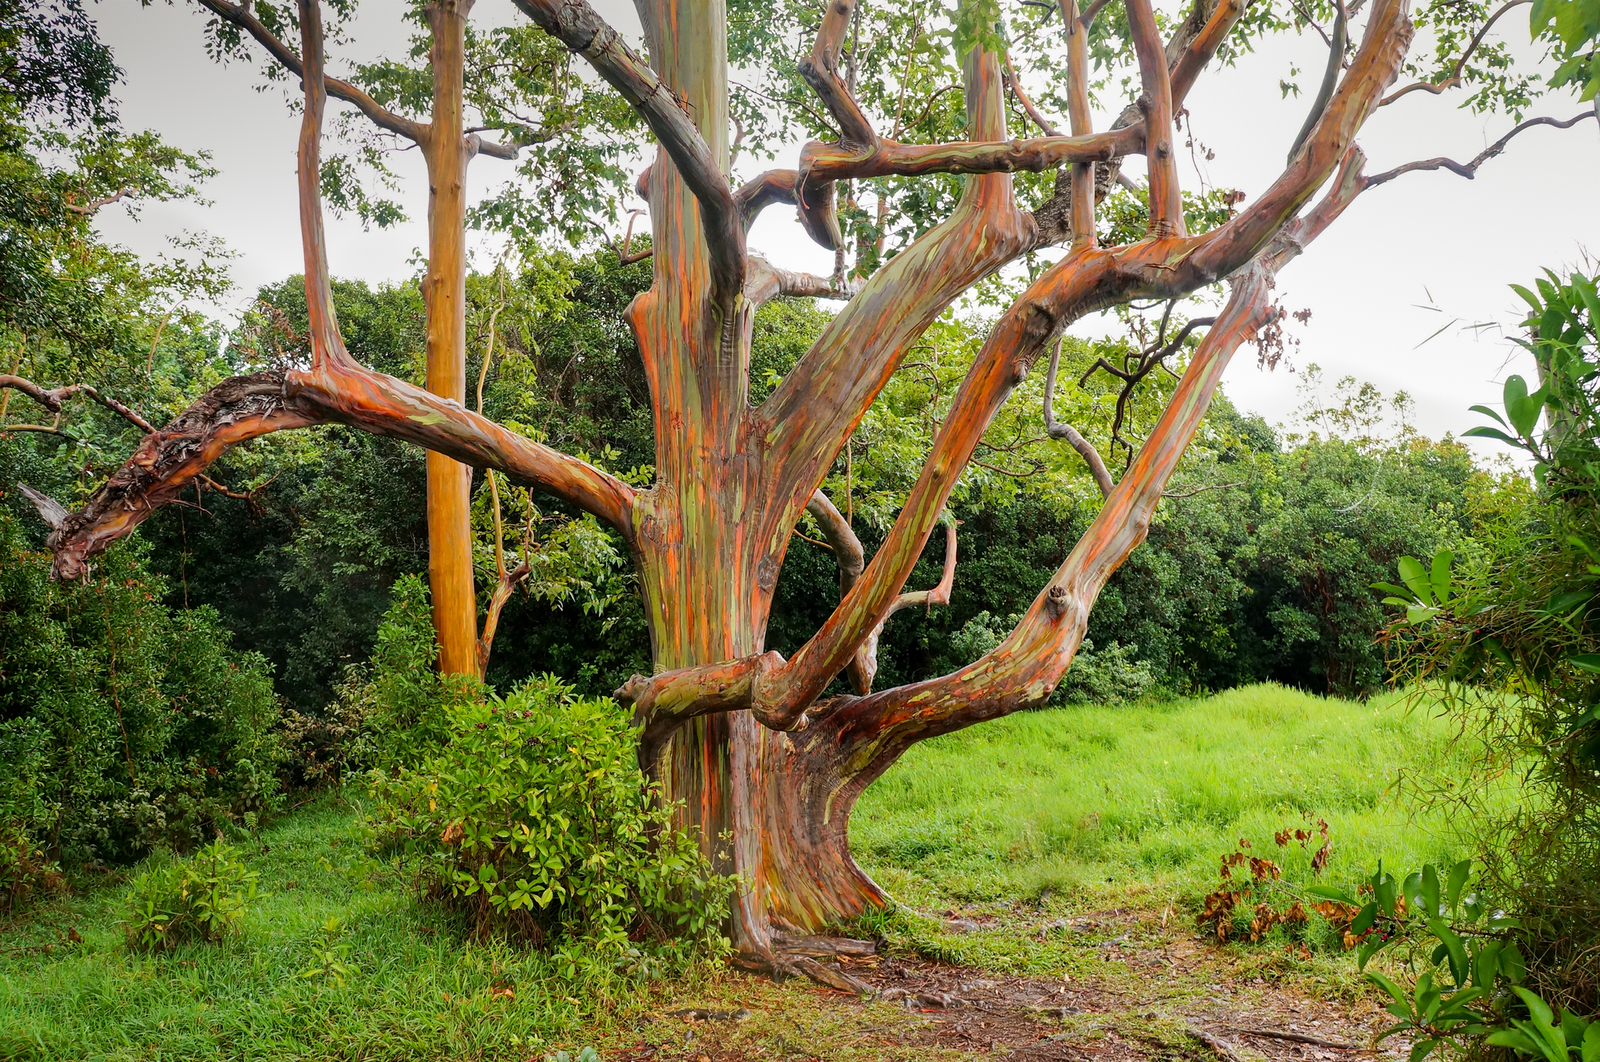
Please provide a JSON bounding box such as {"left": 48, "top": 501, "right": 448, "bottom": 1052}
{"left": 851, "top": 682, "right": 1485, "bottom": 911}
{"left": 0, "top": 683, "right": 1487, "bottom": 1060}
{"left": 0, "top": 797, "right": 710, "bottom": 1062}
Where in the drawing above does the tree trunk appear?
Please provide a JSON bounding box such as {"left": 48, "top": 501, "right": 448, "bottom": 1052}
{"left": 422, "top": 0, "right": 478, "bottom": 677}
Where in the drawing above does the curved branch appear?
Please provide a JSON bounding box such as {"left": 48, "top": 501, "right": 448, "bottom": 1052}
{"left": 815, "top": 263, "right": 1281, "bottom": 758}
{"left": 748, "top": 0, "right": 1408, "bottom": 729}
{"left": 31, "top": 364, "right": 638, "bottom": 581}
{"left": 804, "top": 489, "right": 878, "bottom": 694}
{"left": 511, "top": 0, "right": 744, "bottom": 299}
{"left": 1363, "top": 110, "right": 1598, "bottom": 187}
{"left": 798, "top": 0, "right": 876, "bottom": 146}
{"left": 735, "top": 168, "right": 800, "bottom": 227}
{"left": 1041, "top": 341, "right": 1114, "bottom": 497}
{"left": 196, "top": 0, "right": 426, "bottom": 143}
{"left": 1379, "top": 0, "right": 1530, "bottom": 106}
{"left": 1004, "top": 54, "right": 1062, "bottom": 136}
{"left": 0, "top": 376, "right": 156, "bottom": 433}
{"left": 813, "top": 150, "right": 1376, "bottom": 752}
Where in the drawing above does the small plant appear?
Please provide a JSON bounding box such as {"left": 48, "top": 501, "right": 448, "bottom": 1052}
{"left": 0, "top": 825, "right": 65, "bottom": 915}
{"left": 1306, "top": 859, "right": 1597, "bottom": 1062}
{"left": 546, "top": 1050, "right": 600, "bottom": 1062}
{"left": 367, "top": 675, "right": 736, "bottom": 966}
{"left": 300, "top": 917, "right": 357, "bottom": 986}
{"left": 122, "top": 839, "right": 259, "bottom": 952}
{"left": 1196, "top": 816, "right": 1330, "bottom": 943}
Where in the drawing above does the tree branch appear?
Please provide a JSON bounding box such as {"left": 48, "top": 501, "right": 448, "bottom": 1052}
{"left": 805, "top": 489, "right": 875, "bottom": 694}
{"left": 798, "top": 0, "right": 876, "bottom": 146}
{"left": 754, "top": 27, "right": 1031, "bottom": 641}
{"left": 1127, "top": 0, "right": 1183, "bottom": 236}
{"left": 0, "top": 375, "right": 156, "bottom": 433}
{"left": 1041, "top": 341, "right": 1114, "bottom": 496}
{"left": 196, "top": 0, "right": 426, "bottom": 143}
{"left": 27, "top": 364, "right": 638, "bottom": 581}
{"left": 1063, "top": 0, "right": 1096, "bottom": 249}
{"left": 296, "top": 0, "right": 350, "bottom": 375}
{"left": 735, "top": 168, "right": 800, "bottom": 227}
{"left": 65, "top": 187, "right": 130, "bottom": 216}
{"left": 800, "top": 128, "right": 1130, "bottom": 183}
{"left": 746, "top": 256, "right": 863, "bottom": 304}
{"left": 1288, "top": 0, "right": 1348, "bottom": 162}
{"left": 814, "top": 265, "right": 1281, "bottom": 754}
{"left": 1004, "top": 54, "right": 1062, "bottom": 136}
{"left": 745, "top": 0, "right": 1408, "bottom": 729}
{"left": 511, "top": 0, "right": 745, "bottom": 300}
{"left": 1379, "top": 0, "right": 1530, "bottom": 106}
{"left": 1363, "top": 110, "right": 1598, "bottom": 187}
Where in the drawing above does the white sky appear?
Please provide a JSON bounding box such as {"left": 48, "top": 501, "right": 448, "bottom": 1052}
{"left": 89, "top": 0, "right": 1600, "bottom": 453}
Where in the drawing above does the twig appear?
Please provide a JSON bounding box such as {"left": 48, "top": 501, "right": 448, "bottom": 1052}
{"left": 1230, "top": 1026, "right": 1358, "bottom": 1050}
{"left": 1186, "top": 1025, "right": 1247, "bottom": 1062}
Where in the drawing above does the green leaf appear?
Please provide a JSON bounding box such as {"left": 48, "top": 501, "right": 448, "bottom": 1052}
{"left": 1569, "top": 656, "right": 1600, "bottom": 674}
{"left": 1514, "top": 986, "right": 1556, "bottom": 1030}
{"left": 1504, "top": 374, "right": 1548, "bottom": 438}
{"left": 1422, "top": 864, "right": 1442, "bottom": 917}
{"left": 1469, "top": 403, "right": 1511, "bottom": 428}
{"left": 1430, "top": 551, "right": 1454, "bottom": 605}
{"left": 1462, "top": 426, "right": 1523, "bottom": 447}
{"left": 1397, "top": 556, "right": 1433, "bottom": 604}
{"left": 1308, "top": 885, "right": 1360, "bottom": 905}
{"left": 1353, "top": 901, "right": 1379, "bottom": 936}
{"left": 1511, "top": 282, "right": 1546, "bottom": 315}
{"left": 1368, "top": 970, "right": 1412, "bottom": 1007}
{"left": 1428, "top": 918, "right": 1470, "bottom": 985}
{"left": 1408, "top": 1038, "right": 1440, "bottom": 1062}
{"left": 1446, "top": 860, "right": 1470, "bottom": 910}
{"left": 1581, "top": 1021, "right": 1599, "bottom": 1062}
{"left": 1487, "top": 1030, "right": 1542, "bottom": 1057}
{"left": 1375, "top": 872, "right": 1398, "bottom": 917}
{"left": 1547, "top": 589, "right": 1594, "bottom": 615}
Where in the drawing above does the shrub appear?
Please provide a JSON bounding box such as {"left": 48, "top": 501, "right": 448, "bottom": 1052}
{"left": 1380, "top": 269, "right": 1600, "bottom": 1017}
{"left": 122, "top": 839, "right": 259, "bottom": 952}
{"left": 368, "top": 676, "right": 735, "bottom": 965}
{"left": 0, "top": 505, "right": 282, "bottom": 872}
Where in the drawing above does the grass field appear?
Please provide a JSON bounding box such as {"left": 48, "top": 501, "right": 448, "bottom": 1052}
{"left": 852, "top": 683, "right": 1483, "bottom": 913}
{"left": 0, "top": 684, "right": 1484, "bottom": 1061}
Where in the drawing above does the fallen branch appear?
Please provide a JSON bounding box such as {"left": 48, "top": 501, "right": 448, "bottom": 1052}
{"left": 1230, "top": 1026, "right": 1358, "bottom": 1049}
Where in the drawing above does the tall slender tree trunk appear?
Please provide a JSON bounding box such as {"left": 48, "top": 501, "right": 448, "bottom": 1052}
{"left": 422, "top": 0, "right": 478, "bottom": 676}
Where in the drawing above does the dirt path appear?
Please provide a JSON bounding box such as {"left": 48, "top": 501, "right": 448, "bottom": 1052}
{"left": 598, "top": 908, "right": 1405, "bottom": 1062}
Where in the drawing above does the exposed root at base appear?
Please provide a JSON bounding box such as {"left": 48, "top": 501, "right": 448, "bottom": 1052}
{"left": 732, "top": 935, "right": 966, "bottom": 1009}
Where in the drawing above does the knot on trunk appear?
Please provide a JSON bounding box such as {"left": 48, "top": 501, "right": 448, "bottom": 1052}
{"left": 1045, "top": 584, "right": 1070, "bottom": 620}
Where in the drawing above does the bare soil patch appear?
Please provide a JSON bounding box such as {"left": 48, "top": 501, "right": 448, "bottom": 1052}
{"left": 601, "top": 908, "right": 1405, "bottom": 1062}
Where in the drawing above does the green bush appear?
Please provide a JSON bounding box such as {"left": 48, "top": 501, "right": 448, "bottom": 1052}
{"left": 368, "top": 676, "right": 735, "bottom": 966}
{"left": 0, "top": 505, "right": 282, "bottom": 873}
{"left": 122, "top": 839, "right": 260, "bottom": 952}
{"left": 1382, "top": 269, "right": 1600, "bottom": 1017}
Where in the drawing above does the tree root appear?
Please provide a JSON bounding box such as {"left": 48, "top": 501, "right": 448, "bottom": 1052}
{"left": 733, "top": 934, "right": 966, "bottom": 1008}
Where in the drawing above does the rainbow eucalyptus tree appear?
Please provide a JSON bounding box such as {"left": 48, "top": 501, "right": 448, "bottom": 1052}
{"left": 7, "top": 0, "right": 1596, "bottom": 974}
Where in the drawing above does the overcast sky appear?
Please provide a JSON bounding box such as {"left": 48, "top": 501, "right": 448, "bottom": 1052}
{"left": 89, "top": 0, "right": 1600, "bottom": 453}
